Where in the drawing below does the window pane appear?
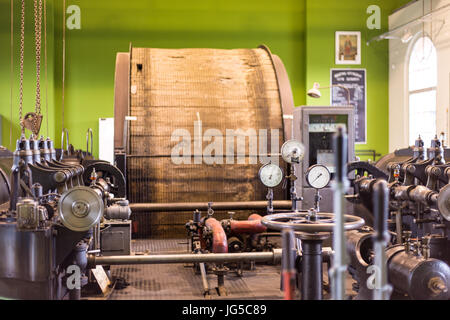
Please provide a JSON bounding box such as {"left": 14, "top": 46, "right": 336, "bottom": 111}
{"left": 409, "top": 36, "right": 437, "bottom": 92}
{"left": 409, "top": 90, "right": 436, "bottom": 147}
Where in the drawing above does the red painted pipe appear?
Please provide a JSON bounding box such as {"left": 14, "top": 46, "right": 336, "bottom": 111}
{"left": 230, "top": 213, "right": 267, "bottom": 234}
{"left": 205, "top": 217, "right": 228, "bottom": 253}
{"left": 283, "top": 270, "right": 297, "bottom": 300}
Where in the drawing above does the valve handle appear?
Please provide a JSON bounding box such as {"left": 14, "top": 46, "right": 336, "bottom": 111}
{"left": 261, "top": 212, "right": 364, "bottom": 233}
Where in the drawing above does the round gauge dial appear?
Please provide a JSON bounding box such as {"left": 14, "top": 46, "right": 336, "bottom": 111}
{"left": 259, "top": 163, "right": 283, "bottom": 188}
{"left": 281, "top": 140, "right": 305, "bottom": 164}
{"left": 306, "top": 164, "right": 331, "bottom": 189}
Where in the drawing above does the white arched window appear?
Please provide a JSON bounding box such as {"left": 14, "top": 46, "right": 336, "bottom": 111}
{"left": 408, "top": 36, "right": 437, "bottom": 147}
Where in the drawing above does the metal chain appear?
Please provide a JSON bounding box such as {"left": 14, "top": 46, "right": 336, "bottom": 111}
{"left": 62, "top": 0, "right": 66, "bottom": 133}
{"left": 32, "top": 0, "right": 43, "bottom": 136}
{"left": 19, "top": 0, "right": 25, "bottom": 134}
{"left": 44, "top": 0, "right": 48, "bottom": 137}
{"left": 10, "top": 0, "right": 13, "bottom": 147}
{"left": 34, "top": 0, "right": 42, "bottom": 115}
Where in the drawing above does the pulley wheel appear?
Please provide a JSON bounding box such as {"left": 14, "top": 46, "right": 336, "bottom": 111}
{"left": 261, "top": 212, "right": 365, "bottom": 233}
{"left": 58, "top": 186, "right": 104, "bottom": 231}
{"left": 437, "top": 184, "right": 450, "bottom": 221}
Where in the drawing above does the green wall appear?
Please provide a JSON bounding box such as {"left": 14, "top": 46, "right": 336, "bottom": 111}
{"left": 305, "top": 0, "right": 410, "bottom": 158}
{"left": 0, "top": 0, "right": 56, "bottom": 149}
{"left": 1, "top": 0, "right": 409, "bottom": 159}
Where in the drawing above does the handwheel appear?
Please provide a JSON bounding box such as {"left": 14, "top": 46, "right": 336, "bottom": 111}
{"left": 261, "top": 211, "right": 365, "bottom": 233}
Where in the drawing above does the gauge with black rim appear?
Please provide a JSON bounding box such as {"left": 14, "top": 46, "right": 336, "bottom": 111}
{"left": 306, "top": 164, "right": 331, "bottom": 189}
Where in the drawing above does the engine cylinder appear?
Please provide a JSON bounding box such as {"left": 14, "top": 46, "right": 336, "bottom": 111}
{"left": 387, "top": 246, "right": 450, "bottom": 300}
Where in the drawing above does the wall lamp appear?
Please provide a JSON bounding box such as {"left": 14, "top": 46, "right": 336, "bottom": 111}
{"left": 307, "top": 82, "right": 351, "bottom": 106}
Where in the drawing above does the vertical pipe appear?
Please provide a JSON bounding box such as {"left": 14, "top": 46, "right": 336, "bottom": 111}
{"left": 331, "top": 125, "right": 349, "bottom": 300}
{"left": 372, "top": 179, "right": 392, "bottom": 300}
{"left": 281, "top": 228, "right": 296, "bottom": 300}
{"left": 199, "top": 262, "right": 210, "bottom": 296}
{"left": 301, "top": 239, "right": 323, "bottom": 300}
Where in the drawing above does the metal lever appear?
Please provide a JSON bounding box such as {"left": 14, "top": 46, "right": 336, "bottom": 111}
{"left": 372, "top": 179, "right": 393, "bottom": 300}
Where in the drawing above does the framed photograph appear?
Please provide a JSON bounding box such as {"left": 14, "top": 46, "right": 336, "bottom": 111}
{"left": 335, "top": 31, "right": 361, "bottom": 65}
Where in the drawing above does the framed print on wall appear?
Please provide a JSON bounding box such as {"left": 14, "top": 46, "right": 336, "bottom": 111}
{"left": 335, "top": 31, "right": 361, "bottom": 65}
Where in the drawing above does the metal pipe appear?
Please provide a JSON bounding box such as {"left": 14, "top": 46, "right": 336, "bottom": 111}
{"left": 301, "top": 239, "right": 323, "bottom": 300}
{"left": 372, "top": 180, "right": 392, "bottom": 300}
{"left": 281, "top": 229, "right": 296, "bottom": 300}
{"left": 330, "top": 125, "right": 349, "bottom": 300}
{"left": 89, "top": 249, "right": 282, "bottom": 267}
{"left": 129, "top": 200, "right": 292, "bottom": 212}
{"left": 199, "top": 262, "right": 210, "bottom": 296}
{"left": 205, "top": 217, "right": 228, "bottom": 253}
{"left": 229, "top": 214, "right": 267, "bottom": 234}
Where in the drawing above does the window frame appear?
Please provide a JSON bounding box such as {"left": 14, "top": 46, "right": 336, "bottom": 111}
{"left": 407, "top": 34, "right": 437, "bottom": 146}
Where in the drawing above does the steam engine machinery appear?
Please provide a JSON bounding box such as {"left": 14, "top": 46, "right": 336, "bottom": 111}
{"left": 2, "top": 19, "right": 449, "bottom": 298}
{"left": 0, "top": 131, "right": 131, "bottom": 300}
{"left": 345, "top": 135, "right": 450, "bottom": 300}
{"left": 1, "top": 128, "right": 450, "bottom": 300}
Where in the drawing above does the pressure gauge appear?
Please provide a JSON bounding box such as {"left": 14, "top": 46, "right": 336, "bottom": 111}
{"left": 281, "top": 140, "right": 305, "bottom": 164}
{"left": 259, "top": 163, "right": 283, "bottom": 188}
{"left": 306, "top": 164, "right": 331, "bottom": 189}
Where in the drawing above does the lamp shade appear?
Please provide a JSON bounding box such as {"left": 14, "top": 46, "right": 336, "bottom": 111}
{"left": 307, "top": 82, "right": 321, "bottom": 98}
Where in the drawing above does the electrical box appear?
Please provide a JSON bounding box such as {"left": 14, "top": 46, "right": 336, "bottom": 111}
{"left": 100, "top": 220, "right": 131, "bottom": 256}
{"left": 293, "top": 106, "right": 355, "bottom": 212}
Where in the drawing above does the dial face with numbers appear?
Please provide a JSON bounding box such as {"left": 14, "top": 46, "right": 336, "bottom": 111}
{"left": 281, "top": 140, "right": 305, "bottom": 164}
{"left": 259, "top": 163, "right": 283, "bottom": 188}
{"left": 306, "top": 164, "right": 331, "bottom": 189}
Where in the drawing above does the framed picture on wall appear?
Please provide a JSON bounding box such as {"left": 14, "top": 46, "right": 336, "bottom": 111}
{"left": 335, "top": 31, "right": 361, "bottom": 65}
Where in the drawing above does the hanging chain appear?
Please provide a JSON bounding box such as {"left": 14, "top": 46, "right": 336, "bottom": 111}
{"left": 44, "top": 0, "right": 48, "bottom": 137}
{"left": 30, "top": 0, "right": 43, "bottom": 136}
{"left": 10, "top": 0, "right": 13, "bottom": 147}
{"left": 17, "top": 0, "right": 44, "bottom": 137}
{"left": 19, "top": 0, "right": 25, "bottom": 135}
{"left": 62, "top": 0, "right": 66, "bottom": 133}
{"left": 34, "top": 0, "right": 42, "bottom": 116}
